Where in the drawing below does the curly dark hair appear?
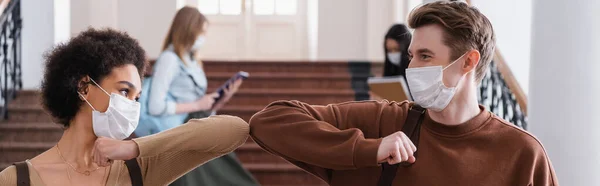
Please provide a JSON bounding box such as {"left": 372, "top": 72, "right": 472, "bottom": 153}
{"left": 40, "top": 28, "right": 147, "bottom": 127}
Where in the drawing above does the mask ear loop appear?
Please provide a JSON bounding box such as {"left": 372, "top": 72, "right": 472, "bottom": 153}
{"left": 88, "top": 78, "right": 111, "bottom": 96}
{"left": 441, "top": 52, "right": 471, "bottom": 88}
{"left": 443, "top": 52, "right": 469, "bottom": 71}
{"left": 78, "top": 92, "right": 98, "bottom": 111}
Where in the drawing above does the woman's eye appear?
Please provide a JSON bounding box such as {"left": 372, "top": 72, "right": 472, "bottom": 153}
{"left": 119, "top": 90, "right": 129, "bottom": 96}
{"left": 421, "top": 55, "right": 431, "bottom": 60}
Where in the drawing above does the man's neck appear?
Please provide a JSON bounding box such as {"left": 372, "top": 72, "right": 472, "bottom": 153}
{"left": 428, "top": 81, "right": 481, "bottom": 125}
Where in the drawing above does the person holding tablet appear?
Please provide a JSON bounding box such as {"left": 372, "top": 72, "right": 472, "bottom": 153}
{"left": 138, "top": 6, "right": 258, "bottom": 186}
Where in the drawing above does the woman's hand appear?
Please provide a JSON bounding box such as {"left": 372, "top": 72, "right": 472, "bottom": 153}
{"left": 194, "top": 92, "right": 219, "bottom": 111}
{"left": 212, "top": 79, "right": 243, "bottom": 111}
{"left": 92, "top": 137, "right": 140, "bottom": 167}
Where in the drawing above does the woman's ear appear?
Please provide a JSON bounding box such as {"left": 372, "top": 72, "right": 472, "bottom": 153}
{"left": 77, "top": 76, "right": 91, "bottom": 98}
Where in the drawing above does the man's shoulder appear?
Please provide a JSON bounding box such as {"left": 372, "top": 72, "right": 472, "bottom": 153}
{"left": 488, "top": 114, "right": 547, "bottom": 153}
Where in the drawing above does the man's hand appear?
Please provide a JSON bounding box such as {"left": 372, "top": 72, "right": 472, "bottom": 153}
{"left": 377, "top": 131, "right": 417, "bottom": 165}
{"left": 92, "top": 137, "right": 140, "bottom": 167}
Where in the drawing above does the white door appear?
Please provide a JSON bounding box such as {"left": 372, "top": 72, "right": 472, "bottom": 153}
{"left": 198, "top": 0, "right": 307, "bottom": 60}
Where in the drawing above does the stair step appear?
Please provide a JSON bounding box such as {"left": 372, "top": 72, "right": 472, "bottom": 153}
{"left": 207, "top": 72, "right": 355, "bottom": 90}
{"left": 224, "top": 89, "right": 356, "bottom": 106}
{"left": 244, "top": 163, "right": 327, "bottom": 185}
{"left": 6, "top": 105, "right": 53, "bottom": 122}
{"left": 0, "top": 122, "right": 62, "bottom": 142}
{"left": 218, "top": 105, "right": 265, "bottom": 121}
{"left": 0, "top": 163, "right": 12, "bottom": 171}
{"left": 203, "top": 61, "right": 354, "bottom": 74}
{"left": 0, "top": 142, "right": 55, "bottom": 163}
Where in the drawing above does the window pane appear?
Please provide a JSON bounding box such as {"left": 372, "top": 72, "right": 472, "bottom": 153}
{"left": 254, "top": 0, "right": 274, "bottom": 15}
{"left": 275, "top": 0, "right": 296, "bottom": 15}
{"left": 220, "top": 0, "right": 242, "bottom": 15}
{"left": 198, "top": 0, "right": 219, "bottom": 14}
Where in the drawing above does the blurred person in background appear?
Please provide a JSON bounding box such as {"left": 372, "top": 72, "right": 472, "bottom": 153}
{"left": 136, "top": 6, "right": 258, "bottom": 186}
{"left": 383, "top": 24, "right": 412, "bottom": 77}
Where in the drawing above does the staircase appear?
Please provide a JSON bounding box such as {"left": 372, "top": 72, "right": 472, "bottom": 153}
{"left": 0, "top": 60, "right": 381, "bottom": 186}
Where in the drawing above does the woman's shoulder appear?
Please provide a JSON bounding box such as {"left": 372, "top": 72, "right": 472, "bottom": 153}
{"left": 0, "top": 165, "right": 17, "bottom": 186}
{"left": 156, "top": 50, "right": 181, "bottom": 63}
{"left": 154, "top": 50, "right": 184, "bottom": 70}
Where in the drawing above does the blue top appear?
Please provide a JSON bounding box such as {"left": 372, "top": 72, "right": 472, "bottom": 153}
{"left": 148, "top": 45, "right": 208, "bottom": 116}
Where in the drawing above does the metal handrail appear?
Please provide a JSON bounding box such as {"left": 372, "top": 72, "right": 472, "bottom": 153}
{"left": 0, "top": 0, "right": 22, "bottom": 119}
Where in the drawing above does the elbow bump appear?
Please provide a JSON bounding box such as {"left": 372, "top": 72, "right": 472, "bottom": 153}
{"left": 220, "top": 115, "right": 250, "bottom": 144}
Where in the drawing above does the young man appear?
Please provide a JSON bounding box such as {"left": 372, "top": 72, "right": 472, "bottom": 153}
{"left": 249, "top": 1, "right": 557, "bottom": 186}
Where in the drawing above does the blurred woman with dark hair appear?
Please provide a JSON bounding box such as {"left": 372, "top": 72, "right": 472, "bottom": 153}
{"left": 383, "top": 24, "right": 412, "bottom": 77}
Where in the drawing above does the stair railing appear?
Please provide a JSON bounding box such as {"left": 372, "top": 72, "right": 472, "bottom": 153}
{"left": 0, "top": 0, "right": 23, "bottom": 119}
{"left": 478, "top": 49, "right": 528, "bottom": 129}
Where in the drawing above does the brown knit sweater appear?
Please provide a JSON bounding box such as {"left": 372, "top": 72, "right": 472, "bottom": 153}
{"left": 0, "top": 115, "right": 249, "bottom": 186}
{"left": 249, "top": 100, "right": 558, "bottom": 186}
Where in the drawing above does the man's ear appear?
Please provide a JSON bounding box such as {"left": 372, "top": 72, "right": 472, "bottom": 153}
{"left": 463, "top": 50, "right": 481, "bottom": 73}
{"left": 77, "top": 76, "right": 91, "bottom": 98}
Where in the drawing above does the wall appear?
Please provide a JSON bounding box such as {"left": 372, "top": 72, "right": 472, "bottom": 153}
{"left": 471, "top": 0, "right": 533, "bottom": 94}
{"left": 54, "top": 0, "right": 70, "bottom": 44}
{"left": 68, "top": 0, "right": 410, "bottom": 62}
{"left": 366, "top": 0, "right": 395, "bottom": 61}
{"left": 316, "top": 0, "right": 368, "bottom": 60}
{"left": 117, "top": 0, "right": 176, "bottom": 58}
{"left": 70, "top": 0, "right": 89, "bottom": 36}
{"left": 70, "top": 0, "right": 176, "bottom": 58}
{"left": 21, "top": 0, "right": 55, "bottom": 89}
{"left": 529, "top": 0, "right": 600, "bottom": 184}
{"left": 24, "top": 0, "right": 534, "bottom": 89}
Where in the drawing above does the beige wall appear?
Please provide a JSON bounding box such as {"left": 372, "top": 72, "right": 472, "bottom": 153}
{"left": 117, "top": 0, "right": 177, "bottom": 58}
{"left": 315, "top": 0, "right": 422, "bottom": 62}
{"left": 528, "top": 0, "right": 600, "bottom": 184}
{"left": 69, "top": 0, "right": 409, "bottom": 61}
{"left": 316, "top": 0, "right": 367, "bottom": 60}
{"left": 70, "top": 0, "right": 176, "bottom": 58}
{"left": 22, "top": 0, "right": 57, "bottom": 89}
{"left": 472, "top": 0, "right": 533, "bottom": 94}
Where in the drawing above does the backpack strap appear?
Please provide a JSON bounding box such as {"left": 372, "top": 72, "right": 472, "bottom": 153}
{"left": 125, "top": 159, "right": 144, "bottom": 186}
{"left": 13, "top": 161, "right": 30, "bottom": 186}
{"left": 377, "top": 105, "right": 426, "bottom": 186}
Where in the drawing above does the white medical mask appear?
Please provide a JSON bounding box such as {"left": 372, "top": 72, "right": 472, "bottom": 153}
{"left": 387, "top": 52, "right": 402, "bottom": 66}
{"left": 78, "top": 78, "right": 140, "bottom": 140}
{"left": 192, "top": 36, "right": 205, "bottom": 50}
{"left": 405, "top": 53, "right": 468, "bottom": 112}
